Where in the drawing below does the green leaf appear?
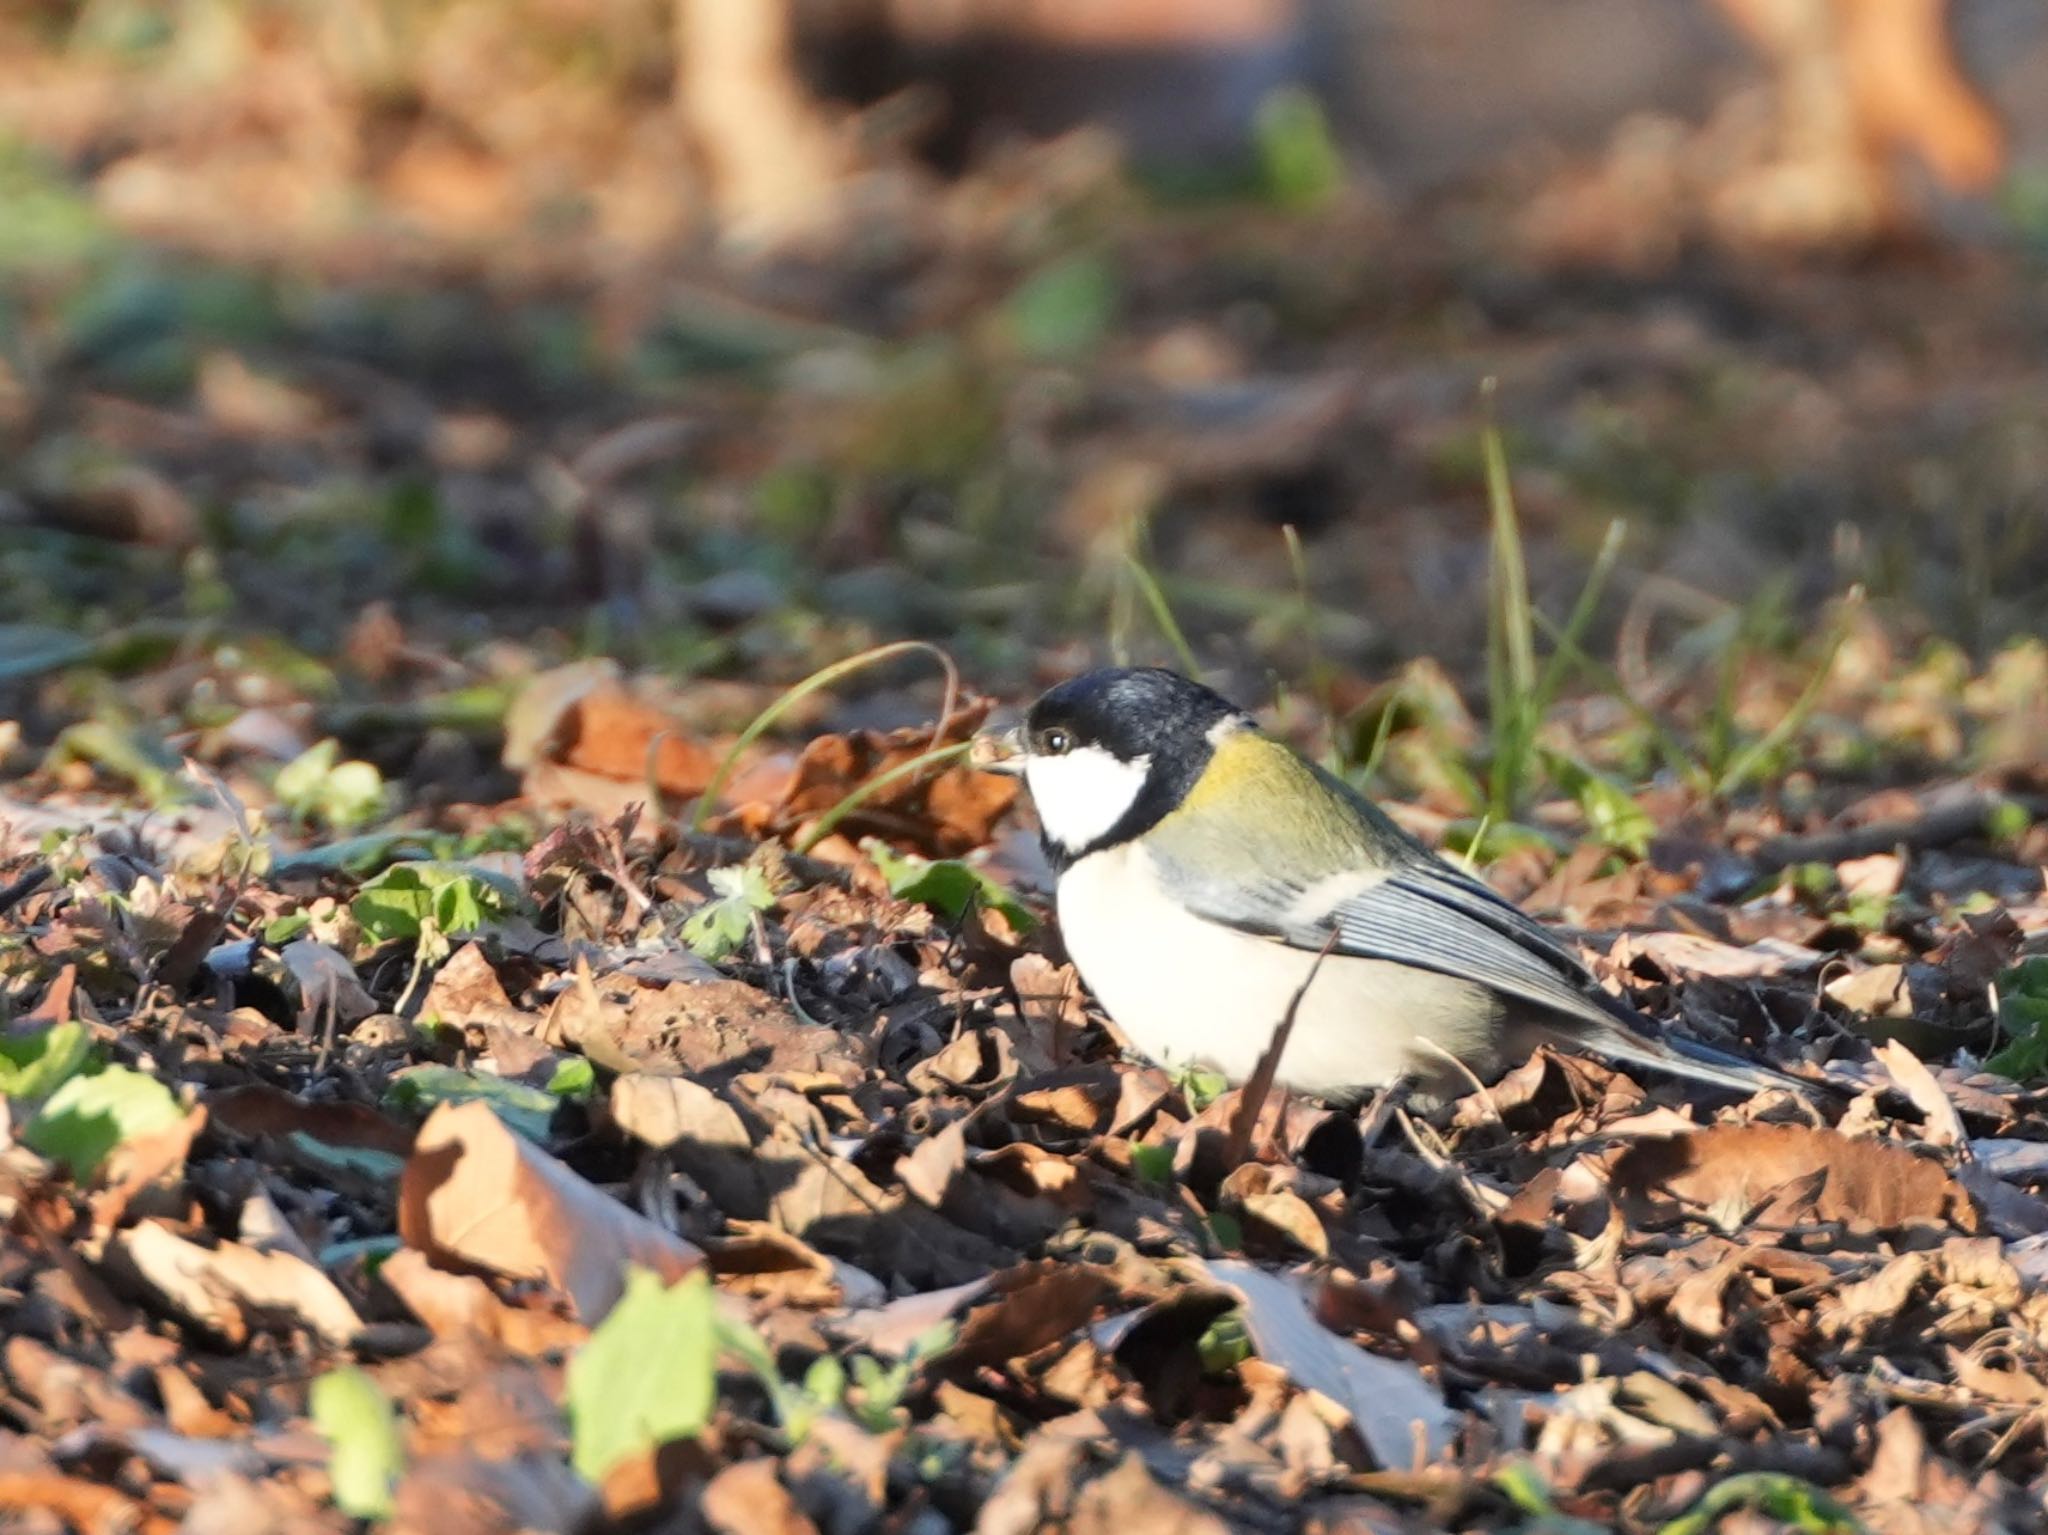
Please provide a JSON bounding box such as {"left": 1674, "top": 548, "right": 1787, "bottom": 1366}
{"left": 351, "top": 862, "right": 514, "bottom": 946}
{"left": 1542, "top": 751, "right": 1654, "bottom": 860}
{"left": 1989, "top": 957, "right": 2048, "bottom": 1083}
{"left": 0, "top": 1021, "right": 92, "bottom": 1104}
{"left": 680, "top": 864, "right": 777, "bottom": 961}
{"left": 1657, "top": 1472, "right": 1858, "bottom": 1535}
{"left": 548, "top": 1057, "right": 597, "bottom": 1100}
{"left": 22, "top": 1065, "right": 185, "bottom": 1180}
{"left": 310, "top": 1367, "right": 404, "bottom": 1519}
{"left": 568, "top": 1268, "right": 719, "bottom": 1482}
{"left": 1005, "top": 252, "right": 1117, "bottom": 361}
{"left": 1204, "top": 1210, "right": 1244, "bottom": 1253}
{"left": 801, "top": 1354, "right": 846, "bottom": 1410}
{"left": 47, "top": 717, "right": 184, "bottom": 805}
{"left": 863, "top": 841, "right": 1036, "bottom": 931}
{"left": 384, "top": 1066, "right": 559, "bottom": 1143}
{"left": 1196, "top": 1309, "right": 1251, "bottom": 1374}
{"left": 287, "top": 1132, "right": 407, "bottom": 1186}
{"left": 263, "top": 912, "right": 313, "bottom": 945}
{"left": 1253, "top": 85, "right": 1344, "bottom": 212}
{"left": 1129, "top": 1141, "right": 1175, "bottom": 1187}
{"left": 275, "top": 739, "right": 388, "bottom": 831}
{"left": 1172, "top": 1062, "right": 1231, "bottom": 1113}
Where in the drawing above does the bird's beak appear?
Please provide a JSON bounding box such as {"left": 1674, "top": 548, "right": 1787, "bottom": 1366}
{"left": 969, "top": 725, "right": 1027, "bottom": 776}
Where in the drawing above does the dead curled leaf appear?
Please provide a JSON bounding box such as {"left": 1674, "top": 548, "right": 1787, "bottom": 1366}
{"left": 398, "top": 1100, "right": 703, "bottom": 1322}
{"left": 716, "top": 701, "right": 1018, "bottom": 856}
{"left": 1196, "top": 1259, "right": 1457, "bottom": 1472}
{"left": 1610, "top": 1123, "right": 1977, "bottom": 1234}
{"left": 206, "top": 1083, "right": 416, "bottom": 1158}
{"left": 111, "top": 1218, "right": 364, "bottom": 1348}
{"left": 378, "top": 1248, "right": 587, "bottom": 1354}
{"left": 546, "top": 681, "right": 722, "bottom": 796}
{"left": 939, "top": 1261, "right": 1120, "bottom": 1375}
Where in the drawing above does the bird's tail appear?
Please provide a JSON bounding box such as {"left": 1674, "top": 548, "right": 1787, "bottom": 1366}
{"left": 1558, "top": 1016, "right": 1821, "bottom": 1099}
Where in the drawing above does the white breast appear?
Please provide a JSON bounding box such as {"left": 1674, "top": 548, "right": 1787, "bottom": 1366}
{"left": 1055, "top": 843, "right": 1504, "bottom": 1097}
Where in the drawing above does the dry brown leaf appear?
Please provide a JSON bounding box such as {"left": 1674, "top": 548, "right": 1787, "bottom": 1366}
{"left": 378, "top": 1249, "right": 586, "bottom": 1354}
{"left": 1069, "top": 1452, "right": 1232, "bottom": 1535}
{"left": 421, "top": 941, "right": 516, "bottom": 1025}
{"left": 974, "top": 1412, "right": 1098, "bottom": 1535}
{"left": 398, "top": 1100, "right": 703, "bottom": 1322}
{"left": 1004, "top": 1065, "right": 1123, "bottom": 1142}
{"left": 1007, "top": 953, "right": 1086, "bottom": 1074}
{"left": 1611, "top": 1124, "right": 1975, "bottom": 1233}
{"left": 942, "top": 1262, "right": 1119, "bottom": 1374}
{"left": 0, "top": 1466, "right": 154, "bottom": 1535}
{"left": 206, "top": 1084, "right": 416, "bottom": 1158}
{"left": 702, "top": 1220, "right": 844, "bottom": 1307}
{"left": 1196, "top": 1259, "right": 1457, "bottom": 1471}
{"left": 1875, "top": 1040, "right": 1967, "bottom": 1149}
{"left": 718, "top": 702, "right": 1017, "bottom": 856}
{"left": 1219, "top": 1164, "right": 1329, "bottom": 1259}
{"left": 1826, "top": 963, "right": 1937, "bottom": 1021}
{"left": 550, "top": 682, "right": 722, "bottom": 796}
{"left": 1610, "top": 930, "right": 1825, "bottom": 980}
{"left": 552, "top": 974, "right": 860, "bottom": 1085}
{"left": 90, "top": 1103, "right": 206, "bottom": 1233}
{"left": 112, "top": 1218, "right": 364, "bottom": 1347}
{"left": 702, "top": 1457, "right": 820, "bottom": 1535}
{"left": 278, "top": 938, "right": 379, "bottom": 1025}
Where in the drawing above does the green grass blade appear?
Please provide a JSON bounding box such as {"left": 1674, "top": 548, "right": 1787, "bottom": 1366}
{"left": 794, "top": 741, "right": 973, "bottom": 853}
{"left": 1123, "top": 552, "right": 1201, "bottom": 675}
{"left": 1481, "top": 389, "right": 1537, "bottom": 698}
{"left": 1713, "top": 589, "right": 1862, "bottom": 798}
{"left": 1282, "top": 523, "right": 1343, "bottom": 771}
{"left": 1533, "top": 518, "right": 1626, "bottom": 713}
{"left": 1481, "top": 384, "right": 1537, "bottom": 817}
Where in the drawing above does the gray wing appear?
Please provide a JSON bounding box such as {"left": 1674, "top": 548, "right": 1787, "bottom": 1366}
{"left": 1298, "top": 860, "right": 1629, "bottom": 1030}
{"left": 1166, "top": 842, "right": 1631, "bottom": 1033}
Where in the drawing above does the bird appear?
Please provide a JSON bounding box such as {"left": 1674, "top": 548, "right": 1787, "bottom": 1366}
{"left": 973, "top": 666, "right": 1806, "bottom": 1103}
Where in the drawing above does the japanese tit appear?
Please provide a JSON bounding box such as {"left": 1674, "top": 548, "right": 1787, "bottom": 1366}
{"left": 976, "top": 666, "right": 1803, "bottom": 1102}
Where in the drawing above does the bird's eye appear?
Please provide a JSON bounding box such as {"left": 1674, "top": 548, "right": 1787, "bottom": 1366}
{"left": 1042, "top": 727, "right": 1072, "bottom": 754}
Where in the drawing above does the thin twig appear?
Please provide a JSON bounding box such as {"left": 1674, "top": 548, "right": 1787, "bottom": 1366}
{"left": 1223, "top": 931, "right": 1339, "bottom": 1167}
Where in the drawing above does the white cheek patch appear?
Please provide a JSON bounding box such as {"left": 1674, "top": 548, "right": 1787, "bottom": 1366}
{"left": 1024, "top": 745, "right": 1151, "bottom": 854}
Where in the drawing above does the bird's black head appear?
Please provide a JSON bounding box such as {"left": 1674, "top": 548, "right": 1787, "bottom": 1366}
{"left": 1013, "top": 667, "right": 1249, "bottom": 868}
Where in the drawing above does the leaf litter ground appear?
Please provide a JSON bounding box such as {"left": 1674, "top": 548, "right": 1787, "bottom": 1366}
{"left": 3, "top": 652, "right": 2048, "bottom": 1535}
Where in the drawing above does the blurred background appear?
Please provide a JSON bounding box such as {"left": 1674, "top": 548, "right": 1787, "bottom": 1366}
{"left": 4, "top": 0, "right": 2048, "bottom": 812}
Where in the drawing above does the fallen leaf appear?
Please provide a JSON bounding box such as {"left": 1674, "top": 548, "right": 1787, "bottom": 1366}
{"left": 206, "top": 1083, "right": 417, "bottom": 1159}
{"left": 550, "top": 682, "right": 722, "bottom": 796}
{"left": 702, "top": 1457, "right": 820, "bottom": 1535}
{"left": 419, "top": 941, "right": 517, "bottom": 1025}
{"left": 24, "top": 1066, "right": 188, "bottom": 1181}
{"left": 113, "top": 1219, "right": 365, "bottom": 1347}
{"left": 279, "top": 939, "right": 379, "bottom": 1025}
{"left": 311, "top": 1367, "right": 404, "bottom": 1519}
{"left": 1197, "top": 1260, "right": 1457, "bottom": 1470}
{"left": 566, "top": 1269, "right": 717, "bottom": 1483}
{"left": 1612, "top": 930, "right": 1825, "bottom": 980}
{"left": 377, "top": 1249, "right": 585, "bottom": 1354}
{"left": 1611, "top": 1124, "right": 1975, "bottom": 1233}
{"left": 942, "top": 1262, "right": 1119, "bottom": 1374}
{"left": 1069, "top": 1452, "right": 1231, "bottom": 1535}
{"left": 1875, "top": 1040, "right": 1967, "bottom": 1149}
{"left": 399, "top": 1100, "right": 703, "bottom": 1321}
